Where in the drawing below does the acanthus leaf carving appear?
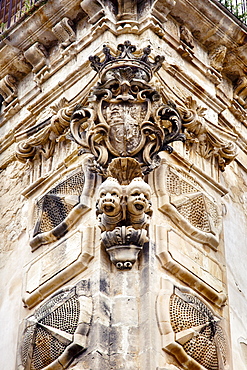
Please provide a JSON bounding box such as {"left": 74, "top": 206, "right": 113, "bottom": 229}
{"left": 15, "top": 99, "right": 74, "bottom": 162}
{"left": 177, "top": 96, "right": 238, "bottom": 171}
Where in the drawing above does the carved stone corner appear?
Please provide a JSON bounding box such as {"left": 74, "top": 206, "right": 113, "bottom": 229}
{"left": 22, "top": 226, "right": 95, "bottom": 309}
{"left": 151, "top": 0, "right": 177, "bottom": 22}
{"left": 156, "top": 279, "right": 229, "bottom": 370}
{"left": 19, "top": 280, "right": 92, "bottom": 370}
{"left": 234, "top": 76, "right": 247, "bottom": 109}
{"left": 24, "top": 42, "right": 49, "bottom": 84}
{"left": 52, "top": 17, "right": 76, "bottom": 49}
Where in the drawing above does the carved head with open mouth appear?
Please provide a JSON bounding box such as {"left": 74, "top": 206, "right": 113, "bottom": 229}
{"left": 97, "top": 177, "right": 122, "bottom": 217}
{"left": 126, "top": 177, "right": 152, "bottom": 217}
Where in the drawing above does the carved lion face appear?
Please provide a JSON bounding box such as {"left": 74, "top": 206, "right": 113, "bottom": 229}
{"left": 97, "top": 178, "right": 122, "bottom": 217}
{"left": 126, "top": 178, "right": 151, "bottom": 216}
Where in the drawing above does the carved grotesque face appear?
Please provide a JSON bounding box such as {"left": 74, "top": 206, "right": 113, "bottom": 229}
{"left": 97, "top": 178, "right": 122, "bottom": 217}
{"left": 126, "top": 178, "right": 151, "bottom": 216}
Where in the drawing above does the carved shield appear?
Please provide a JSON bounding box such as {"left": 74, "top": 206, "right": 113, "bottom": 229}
{"left": 99, "top": 100, "right": 150, "bottom": 156}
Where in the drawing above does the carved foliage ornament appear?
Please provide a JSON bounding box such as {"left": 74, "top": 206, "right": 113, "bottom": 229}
{"left": 70, "top": 41, "right": 185, "bottom": 175}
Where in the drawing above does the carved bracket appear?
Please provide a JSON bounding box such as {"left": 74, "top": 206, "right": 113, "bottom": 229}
{"left": 178, "top": 97, "right": 238, "bottom": 171}
{"left": 96, "top": 157, "right": 152, "bottom": 269}
{"left": 0, "top": 74, "right": 19, "bottom": 116}
{"left": 234, "top": 76, "right": 247, "bottom": 109}
{"left": 15, "top": 98, "right": 74, "bottom": 162}
{"left": 52, "top": 17, "right": 76, "bottom": 49}
{"left": 24, "top": 42, "right": 49, "bottom": 84}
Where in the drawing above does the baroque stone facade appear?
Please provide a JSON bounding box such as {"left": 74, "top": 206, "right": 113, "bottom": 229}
{"left": 0, "top": 1, "right": 247, "bottom": 369}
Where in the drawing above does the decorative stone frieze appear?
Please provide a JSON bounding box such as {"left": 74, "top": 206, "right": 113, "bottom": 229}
{"left": 19, "top": 280, "right": 92, "bottom": 370}
{"left": 52, "top": 17, "right": 76, "bottom": 49}
{"left": 157, "top": 279, "right": 229, "bottom": 370}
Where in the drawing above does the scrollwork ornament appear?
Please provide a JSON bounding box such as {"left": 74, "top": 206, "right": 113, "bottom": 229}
{"left": 70, "top": 41, "right": 185, "bottom": 175}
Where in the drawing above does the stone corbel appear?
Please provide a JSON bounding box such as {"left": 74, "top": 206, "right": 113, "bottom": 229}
{"left": 24, "top": 42, "right": 49, "bottom": 84}
{"left": 80, "top": 0, "right": 106, "bottom": 24}
{"left": 151, "top": 0, "right": 176, "bottom": 23}
{"left": 52, "top": 17, "right": 76, "bottom": 50}
{"left": 0, "top": 74, "right": 19, "bottom": 116}
{"left": 177, "top": 25, "right": 195, "bottom": 61}
{"left": 234, "top": 76, "right": 247, "bottom": 109}
{"left": 96, "top": 158, "right": 152, "bottom": 269}
{"left": 0, "top": 74, "right": 17, "bottom": 104}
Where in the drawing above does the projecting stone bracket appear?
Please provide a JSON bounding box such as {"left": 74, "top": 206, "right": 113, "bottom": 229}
{"left": 234, "top": 76, "right": 247, "bottom": 109}
{"left": 52, "top": 17, "right": 76, "bottom": 50}
{"left": 24, "top": 42, "right": 49, "bottom": 85}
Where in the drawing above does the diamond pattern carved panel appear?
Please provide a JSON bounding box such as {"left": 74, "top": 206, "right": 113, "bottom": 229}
{"left": 157, "top": 279, "right": 229, "bottom": 370}
{"left": 19, "top": 281, "right": 92, "bottom": 370}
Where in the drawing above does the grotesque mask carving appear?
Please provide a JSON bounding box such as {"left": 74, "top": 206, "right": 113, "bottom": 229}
{"left": 97, "top": 177, "right": 123, "bottom": 231}
{"left": 96, "top": 159, "right": 153, "bottom": 269}
{"left": 126, "top": 177, "right": 152, "bottom": 229}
